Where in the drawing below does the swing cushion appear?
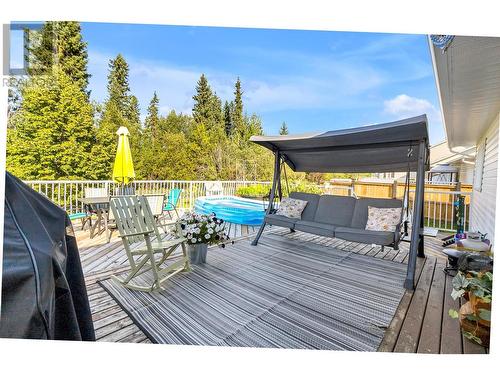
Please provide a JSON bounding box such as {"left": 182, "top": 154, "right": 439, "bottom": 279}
{"left": 263, "top": 193, "right": 403, "bottom": 246}
{"left": 334, "top": 227, "right": 396, "bottom": 246}
{"left": 275, "top": 198, "right": 308, "bottom": 219}
{"left": 265, "top": 214, "right": 298, "bottom": 229}
{"left": 350, "top": 197, "right": 403, "bottom": 229}
{"left": 313, "top": 195, "right": 356, "bottom": 226}
{"left": 289, "top": 192, "right": 320, "bottom": 221}
{"left": 365, "top": 206, "right": 402, "bottom": 232}
{"left": 295, "top": 220, "right": 335, "bottom": 237}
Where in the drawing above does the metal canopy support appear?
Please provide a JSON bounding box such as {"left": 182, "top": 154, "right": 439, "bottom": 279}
{"left": 404, "top": 140, "right": 427, "bottom": 289}
{"left": 251, "top": 151, "right": 281, "bottom": 246}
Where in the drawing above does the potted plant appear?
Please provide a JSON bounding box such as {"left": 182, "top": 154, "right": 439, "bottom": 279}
{"left": 177, "top": 212, "right": 230, "bottom": 265}
{"left": 449, "top": 270, "right": 492, "bottom": 347}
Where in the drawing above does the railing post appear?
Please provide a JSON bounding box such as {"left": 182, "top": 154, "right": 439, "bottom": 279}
{"left": 189, "top": 181, "right": 193, "bottom": 210}
{"left": 392, "top": 180, "right": 398, "bottom": 198}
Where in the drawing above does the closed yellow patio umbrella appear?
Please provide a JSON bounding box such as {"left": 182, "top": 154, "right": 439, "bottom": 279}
{"left": 112, "top": 126, "right": 135, "bottom": 185}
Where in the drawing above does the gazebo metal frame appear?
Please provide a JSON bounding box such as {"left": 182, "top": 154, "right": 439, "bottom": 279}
{"left": 249, "top": 115, "right": 430, "bottom": 289}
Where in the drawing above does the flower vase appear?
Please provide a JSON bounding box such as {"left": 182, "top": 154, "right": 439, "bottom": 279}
{"left": 188, "top": 243, "right": 208, "bottom": 265}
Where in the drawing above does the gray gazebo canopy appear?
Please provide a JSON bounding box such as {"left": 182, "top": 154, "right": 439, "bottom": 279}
{"left": 250, "top": 114, "right": 430, "bottom": 173}
{"left": 250, "top": 114, "right": 430, "bottom": 290}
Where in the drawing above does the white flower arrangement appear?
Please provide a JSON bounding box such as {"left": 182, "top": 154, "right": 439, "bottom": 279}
{"left": 177, "top": 212, "right": 230, "bottom": 246}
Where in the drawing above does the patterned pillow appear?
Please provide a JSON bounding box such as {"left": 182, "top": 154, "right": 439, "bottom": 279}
{"left": 275, "top": 198, "right": 308, "bottom": 219}
{"left": 365, "top": 206, "right": 402, "bottom": 232}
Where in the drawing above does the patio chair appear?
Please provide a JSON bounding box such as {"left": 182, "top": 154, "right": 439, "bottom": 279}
{"left": 162, "top": 188, "right": 182, "bottom": 220}
{"left": 69, "top": 212, "right": 89, "bottom": 230}
{"left": 204, "top": 181, "right": 224, "bottom": 196}
{"left": 114, "top": 185, "right": 136, "bottom": 195}
{"left": 82, "top": 187, "right": 109, "bottom": 230}
{"left": 109, "top": 195, "right": 191, "bottom": 292}
{"left": 144, "top": 194, "right": 170, "bottom": 232}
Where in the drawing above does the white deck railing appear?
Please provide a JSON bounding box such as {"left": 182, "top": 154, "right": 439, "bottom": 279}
{"left": 23, "top": 179, "right": 272, "bottom": 215}
{"left": 24, "top": 179, "right": 471, "bottom": 232}
{"left": 408, "top": 189, "right": 472, "bottom": 232}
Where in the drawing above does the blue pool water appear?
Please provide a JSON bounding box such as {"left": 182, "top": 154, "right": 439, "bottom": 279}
{"left": 194, "top": 196, "right": 266, "bottom": 226}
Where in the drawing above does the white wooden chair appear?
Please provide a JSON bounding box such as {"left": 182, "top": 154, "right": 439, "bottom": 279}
{"left": 109, "top": 195, "right": 190, "bottom": 292}
{"left": 84, "top": 187, "right": 108, "bottom": 198}
{"left": 144, "top": 194, "right": 170, "bottom": 232}
{"left": 83, "top": 187, "right": 109, "bottom": 230}
{"left": 204, "top": 181, "right": 224, "bottom": 196}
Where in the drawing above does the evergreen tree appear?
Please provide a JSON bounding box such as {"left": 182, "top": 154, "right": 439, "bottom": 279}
{"left": 223, "top": 100, "right": 233, "bottom": 136}
{"left": 160, "top": 110, "right": 193, "bottom": 135}
{"left": 210, "top": 92, "right": 223, "bottom": 126}
{"left": 107, "top": 54, "right": 130, "bottom": 113}
{"left": 192, "top": 74, "right": 213, "bottom": 125}
{"left": 28, "top": 21, "right": 90, "bottom": 93}
{"left": 145, "top": 91, "right": 160, "bottom": 140}
{"left": 233, "top": 77, "right": 244, "bottom": 136}
{"left": 92, "top": 54, "right": 134, "bottom": 179}
{"left": 247, "top": 114, "right": 264, "bottom": 136}
{"left": 7, "top": 68, "right": 95, "bottom": 179}
{"left": 279, "top": 121, "right": 289, "bottom": 135}
{"left": 127, "top": 95, "right": 142, "bottom": 159}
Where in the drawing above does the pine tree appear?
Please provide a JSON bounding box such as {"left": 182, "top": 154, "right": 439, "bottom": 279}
{"left": 92, "top": 54, "right": 134, "bottom": 179}
{"left": 223, "top": 100, "right": 233, "bottom": 136}
{"left": 145, "top": 92, "right": 160, "bottom": 141}
{"left": 28, "top": 21, "right": 90, "bottom": 93}
{"left": 127, "top": 95, "right": 142, "bottom": 159}
{"left": 233, "top": 77, "right": 244, "bottom": 136}
{"left": 192, "top": 74, "right": 213, "bottom": 125}
{"left": 279, "top": 121, "right": 289, "bottom": 135}
{"left": 210, "top": 92, "right": 223, "bottom": 125}
{"left": 7, "top": 68, "right": 95, "bottom": 179}
{"left": 107, "top": 54, "right": 130, "bottom": 113}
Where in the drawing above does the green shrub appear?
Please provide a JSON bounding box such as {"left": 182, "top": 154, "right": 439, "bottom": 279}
{"left": 287, "top": 180, "right": 322, "bottom": 195}
{"left": 236, "top": 180, "right": 322, "bottom": 198}
{"left": 236, "top": 184, "right": 270, "bottom": 198}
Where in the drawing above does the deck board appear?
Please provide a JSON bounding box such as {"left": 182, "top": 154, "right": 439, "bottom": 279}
{"left": 73, "top": 223, "right": 487, "bottom": 353}
{"left": 440, "top": 268, "right": 464, "bottom": 354}
{"left": 393, "top": 257, "right": 436, "bottom": 353}
{"left": 417, "top": 258, "right": 446, "bottom": 354}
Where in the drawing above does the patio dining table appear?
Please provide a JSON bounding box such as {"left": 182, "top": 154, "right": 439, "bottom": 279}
{"left": 78, "top": 196, "right": 111, "bottom": 239}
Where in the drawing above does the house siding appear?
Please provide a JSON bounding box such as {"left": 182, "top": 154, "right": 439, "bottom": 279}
{"left": 470, "top": 113, "right": 499, "bottom": 246}
{"left": 456, "top": 161, "right": 475, "bottom": 185}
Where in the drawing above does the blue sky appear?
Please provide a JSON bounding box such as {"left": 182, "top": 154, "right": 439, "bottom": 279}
{"left": 81, "top": 23, "right": 445, "bottom": 144}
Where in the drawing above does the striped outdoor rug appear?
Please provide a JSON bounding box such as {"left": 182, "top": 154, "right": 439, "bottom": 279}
{"left": 100, "top": 235, "right": 407, "bottom": 351}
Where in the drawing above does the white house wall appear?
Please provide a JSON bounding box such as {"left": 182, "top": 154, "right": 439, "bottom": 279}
{"left": 470, "top": 113, "right": 499, "bottom": 245}
{"left": 456, "top": 161, "right": 475, "bottom": 185}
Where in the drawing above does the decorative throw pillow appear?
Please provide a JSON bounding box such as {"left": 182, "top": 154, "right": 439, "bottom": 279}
{"left": 275, "top": 198, "right": 308, "bottom": 219}
{"left": 365, "top": 206, "right": 402, "bottom": 232}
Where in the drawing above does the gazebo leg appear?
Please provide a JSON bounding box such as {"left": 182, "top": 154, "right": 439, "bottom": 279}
{"left": 418, "top": 203, "right": 425, "bottom": 258}
{"left": 404, "top": 141, "right": 426, "bottom": 290}
{"left": 251, "top": 151, "right": 281, "bottom": 246}
{"left": 251, "top": 223, "right": 266, "bottom": 246}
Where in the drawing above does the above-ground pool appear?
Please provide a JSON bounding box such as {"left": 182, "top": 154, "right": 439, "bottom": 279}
{"left": 194, "top": 196, "right": 266, "bottom": 226}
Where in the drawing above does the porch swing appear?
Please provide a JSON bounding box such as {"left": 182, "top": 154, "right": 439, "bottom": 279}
{"left": 267, "top": 145, "right": 415, "bottom": 244}
{"left": 249, "top": 114, "right": 430, "bottom": 290}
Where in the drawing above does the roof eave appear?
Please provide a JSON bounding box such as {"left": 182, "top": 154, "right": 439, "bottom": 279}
{"left": 428, "top": 35, "right": 456, "bottom": 149}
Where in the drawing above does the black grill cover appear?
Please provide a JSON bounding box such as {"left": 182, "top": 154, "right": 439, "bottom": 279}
{"left": 1, "top": 172, "right": 95, "bottom": 340}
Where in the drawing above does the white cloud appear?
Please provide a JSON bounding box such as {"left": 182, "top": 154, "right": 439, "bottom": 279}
{"left": 383, "top": 94, "right": 445, "bottom": 144}
{"left": 384, "top": 94, "right": 437, "bottom": 118}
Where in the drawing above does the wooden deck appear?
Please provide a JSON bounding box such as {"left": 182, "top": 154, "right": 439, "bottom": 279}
{"left": 75, "top": 223, "right": 488, "bottom": 353}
